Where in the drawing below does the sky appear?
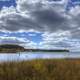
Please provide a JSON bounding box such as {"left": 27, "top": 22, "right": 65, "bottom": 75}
{"left": 0, "top": 0, "right": 80, "bottom": 51}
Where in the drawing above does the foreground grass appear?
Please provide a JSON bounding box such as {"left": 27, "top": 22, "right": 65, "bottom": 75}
{"left": 0, "top": 59, "right": 80, "bottom": 80}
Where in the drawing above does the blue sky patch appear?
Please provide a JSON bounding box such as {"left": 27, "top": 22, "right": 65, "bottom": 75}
{"left": 66, "top": 0, "right": 80, "bottom": 11}
{"left": 0, "top": 32, "right": 43, "bottom": 44}
{"left": 0, "top": 0, "right": 16, "bottom": 9}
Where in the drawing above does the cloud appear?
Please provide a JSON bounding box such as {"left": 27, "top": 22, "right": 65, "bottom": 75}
{"left": 0, "top": 13, "right": 45, "bottom": 31}
{"left": 0, "top": 0, "right": 69, "bottom": 32}
{"left": 22, "top": 41, "right": 38, "bottom": 49}
{"left": 0, "top": 36, "right": 29, "bottom": 44}
{"left": 0, "top": 34, "right": 38, "bottom": 49}
{"left": 39, "top": 30, "right": 71, "bottom": 49}
{"left": 0, "top": 0, "right": 80, "bottom": 50}
{"left": 37, "top": 29, "right": 80, "bottom": 51}
{"left": 0, "top": 31, "right": 41, "bottom": 49}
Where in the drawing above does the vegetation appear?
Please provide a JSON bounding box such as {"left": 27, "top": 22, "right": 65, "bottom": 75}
{"left": 0, "top": 44, "right": 69, "bottom": 53}
{"left": 0, "top": 44, "right": 25, "bottom": 53}
{"left": 26, "top": 49, "right": 69, "bottom": 52}
{"left": 0, "top": 59, "right": 80, "bottom": 80}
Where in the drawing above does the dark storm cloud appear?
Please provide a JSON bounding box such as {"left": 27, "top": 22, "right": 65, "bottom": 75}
{"left": 0, "top": 0, "right": 71, "bottom": 32}
{"left": 0, "top": 14, "right": 44, "bottom": 31}
{"left": 16, "top": 0, "right": 72, "bottom": 32}
{"left": 30, "top": 9, "right": 71, "bottom": 32}
{"left": 0, "top": 0, "right": 79, "bottom": 36}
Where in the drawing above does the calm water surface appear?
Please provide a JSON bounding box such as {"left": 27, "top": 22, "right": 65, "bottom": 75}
{"left": 0, "top": 52, "right": 80, "bottom": 62}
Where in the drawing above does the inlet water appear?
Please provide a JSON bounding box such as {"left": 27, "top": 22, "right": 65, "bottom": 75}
{"left": 0, "top": 52, "right": 80, "bottom": 62}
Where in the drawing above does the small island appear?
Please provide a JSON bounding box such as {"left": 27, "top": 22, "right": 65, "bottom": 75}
{"left": 0, "top": 44, "right": 69, "bottom": 53}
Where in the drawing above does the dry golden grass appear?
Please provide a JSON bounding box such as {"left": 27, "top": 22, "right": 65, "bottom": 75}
{"left": 0, "top": 59, "right": 80, "bottom": 80}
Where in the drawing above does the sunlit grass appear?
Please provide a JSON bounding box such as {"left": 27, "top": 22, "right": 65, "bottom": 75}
{"left": 0, "top": 59, "right": 80, "bottom": 80}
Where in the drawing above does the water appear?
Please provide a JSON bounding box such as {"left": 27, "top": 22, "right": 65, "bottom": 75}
{"left": 0, "top": 52, "right": 80, "bottom": 62}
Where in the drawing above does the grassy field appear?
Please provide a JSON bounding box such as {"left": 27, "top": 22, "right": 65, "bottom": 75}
{"left": 0, "top": 59, "right": 80, "bottom": 80}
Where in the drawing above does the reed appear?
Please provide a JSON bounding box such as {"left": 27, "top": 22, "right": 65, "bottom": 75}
{"left": 0, "top": 59, "right": 80, "bottom": 80}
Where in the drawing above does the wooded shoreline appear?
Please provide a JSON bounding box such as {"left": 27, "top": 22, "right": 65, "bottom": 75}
{"left": 0, "top": 44, "right": 69, "bottom": 53}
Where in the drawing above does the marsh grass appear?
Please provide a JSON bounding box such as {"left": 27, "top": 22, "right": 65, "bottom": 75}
{"left": 0, "top": 59, "right": 80, "bottom": 80}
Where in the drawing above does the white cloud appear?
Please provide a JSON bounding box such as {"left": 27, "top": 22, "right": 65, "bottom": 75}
{"left": 0, "top": 6, "right": 16, "bottom": 17}
{"left": 42, "top": 30, "right": 71, "bottom": 42}
{"left": 20, "top": 41, "right": 38, "bottom": 49}
{"left": 0, "top": 36, "right": 29, "bottom": 44}
{"left": 28, "top": 33, "right": 36, "bottom": 36}
{"left": 39, "top": 30, "right": 71, "bottom": 49}
{"left": 69, "top": 5, "right": 80, "bottom": 16}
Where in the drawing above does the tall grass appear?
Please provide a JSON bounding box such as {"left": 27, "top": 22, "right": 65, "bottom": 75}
{"left": 0, "top": 59, "right": 80, "bottom": 80}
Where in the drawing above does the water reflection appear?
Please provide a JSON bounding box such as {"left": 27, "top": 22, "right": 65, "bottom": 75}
{"left": 0, "top": 52, "right": 80, "bottom": 62}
